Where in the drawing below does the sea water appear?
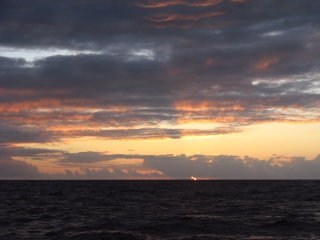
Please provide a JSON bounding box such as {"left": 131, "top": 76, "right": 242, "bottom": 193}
{"left": 1, "top": 180, "right": 320, "bottom": 239}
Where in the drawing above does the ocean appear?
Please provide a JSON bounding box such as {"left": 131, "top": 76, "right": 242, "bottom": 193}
{"left": 1, "top": 180, "right": 320, "bottom": 239}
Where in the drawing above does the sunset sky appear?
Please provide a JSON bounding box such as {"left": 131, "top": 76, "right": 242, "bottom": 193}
{"left": 1, "top": 0, "right": 320, "bottom": 179}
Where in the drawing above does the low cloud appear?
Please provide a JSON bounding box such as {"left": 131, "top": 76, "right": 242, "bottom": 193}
{"left": 1, "top": 149, "right": 320, "bottom": 179}
{"left": 0, "top": 159, "right": 164, "bottom": 179}
{"left": 142, "top": 154, "right": 320, "bottom": 179}
{"left": 0, "top": 158, "right": 43, "bottom": 179}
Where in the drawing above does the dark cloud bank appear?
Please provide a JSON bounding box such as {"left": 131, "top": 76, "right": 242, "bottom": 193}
{"left": 1, "top": 146, "right": 320, "bottom": 179}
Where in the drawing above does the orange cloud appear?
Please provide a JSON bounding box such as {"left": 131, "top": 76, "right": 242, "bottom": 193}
{"left": 146, "top": 11, "right": 225, "bottom": 22}
{"left": 0, "top": 99, "right": 62, "bottom": 113}
{"left": 205, "top": 58, "right": 217, "bottom": 66}
{"left": 174, "top": 100, "right": 216, "bottom": 110}
{"left": 148, "top": 19, "right": 235, "bottom": 29}
{"left": 180, "top": 128, "right": 241, "bottom": 136}
{"left": 254, "top": 56, "right": 282, "bottom": 70}
{"left": 135, "top": 0, "right": 223, "bottom": 8}
{"left": 0, "top": 99, "right": 94, "bottom": 113}
{"left": 1, "top": 113, "right": 93, "bottom": 125}
{"left": 174, "top": 100, "right": 244, "bottom": 111}
{"left": 0, "top": 88, "right": 36, "bottom": 96}
{"left": 0, "top": 99, "right": 131, "bottom": 114}
{"left": 175, "top": 116, "right": 237, "bottom": 124}
{"left": 148, "top": 22, "right": 196, "bottom": 29}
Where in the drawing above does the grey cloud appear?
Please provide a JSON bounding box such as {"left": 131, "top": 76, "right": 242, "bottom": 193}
{"left": 0, "top": 159, "right": 164, "bottom": 179}
{"left": 2, "top": 151, "right": 320, "bottom": 179}
{"left": 0, "top": 0, "right": 319, "bottom": 142}
{"left": 0, "top": 113, "right": 241, "bottom": 143}
{"left": 1, "top": 1, "right": 319, "bottom": 53}
{"left": 66, "top": 167, "right": 164, "bottom": 180}
{"left": 1, "top": 53, "right": 319, "bottom": 125}
{"left": 56, "top": 151, "right": 320, "bottom": 179}
{"left": 69, "top": 127, "right": 241, "bottom": 140}
{"left": 0, "top": 56, "right": 26, "bottom": 68}
{"left": 142, "top": 154, "right": 320, "bottom": 179}
{"left": 0, "top": 120, "right": 60, "bottom": 144}
{"left": 0, "top": 159, "right": 43, "bottom": 179}
{"left": 0, "top": 144, "right": 63, "bottom": 161}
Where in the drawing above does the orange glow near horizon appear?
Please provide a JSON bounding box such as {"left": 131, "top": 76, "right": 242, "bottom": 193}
{"left": 17, "top": 122, "right": 320, "bottom": 161}
{"left": 173, "top": 100, "right": 245, "bottom": 111}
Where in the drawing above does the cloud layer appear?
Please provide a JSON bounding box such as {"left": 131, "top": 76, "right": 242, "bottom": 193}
{"left": 1, "top": 147, "right": 320, "bottom": 179}
{"left": 1, "top": 0, "right": 320, "bottom": 144}
{"left": 0, "top": 0, "right": 319, "bottom": 178}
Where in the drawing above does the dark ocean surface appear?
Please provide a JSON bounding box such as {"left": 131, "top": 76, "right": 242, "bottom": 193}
{"left": 1, "top": 180, "right": 320, "bottom": 240}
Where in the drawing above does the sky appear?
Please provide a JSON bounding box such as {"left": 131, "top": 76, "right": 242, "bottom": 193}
{"left": 0, "top": 0, "right": 320, "bottom": 179}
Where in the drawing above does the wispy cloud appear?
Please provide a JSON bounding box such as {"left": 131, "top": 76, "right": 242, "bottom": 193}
{"left": 145, "top": 11, "right": 225, "bottom": 22}
{"left": 133, "top": 0, "right": 223, "bottom": 8}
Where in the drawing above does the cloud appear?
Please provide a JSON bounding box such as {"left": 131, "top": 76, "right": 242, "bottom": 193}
{"left": 145, "top": 11, "right": 225, "bottom": 22}
{"left": 133, "top": 0, "right": 223, "bottom": 8}
{"left": 0, "top": 0, "right": 319, "bottom": 142}
{"left": 1, "top": 150, "right": 320, "bottom": 179}
{"left": 144, "top": 155, "right": 320, "bottom": 179}
{"left": 60, "top": 153, "right": 320, "bottom": 179}
{"left": 0, "top": 144, "right": 63, "bottom": 160}
{"left": 1, "top": 52, "right": 319, "bottom": 132}
{"left": 253, "top": 55, "right": 283, "bottom": 70}
{"left": 0, "top": 158, "right": 43, "bottom": 179}
{"left": 0, "top": 158, "right": 164, "bottom": 179}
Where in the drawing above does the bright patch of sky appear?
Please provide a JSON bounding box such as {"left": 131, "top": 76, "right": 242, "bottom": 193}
{"left": 129, "top": 49, "right": 155, "bottom": 61}
{"left": 252, "top": 73, "right": 320, "bottom": 94}
{"left": 0, "top": 46, "right": 168, "bottom": 63}
{"left": 159, "top": 122, "right": 222, "bottom": 130}
{"left": 0, "top": 46, "right": 99, "bottom": 62}
{"left": 251, "top": 78, "right": 289, "bottom": 86}
{"left": 262, "top": 31, "right": 284, "bottom": 37}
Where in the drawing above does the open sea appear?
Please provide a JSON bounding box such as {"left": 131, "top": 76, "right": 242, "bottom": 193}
{"left": 1, "top": 180, "right": 320, "bottom": 239}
